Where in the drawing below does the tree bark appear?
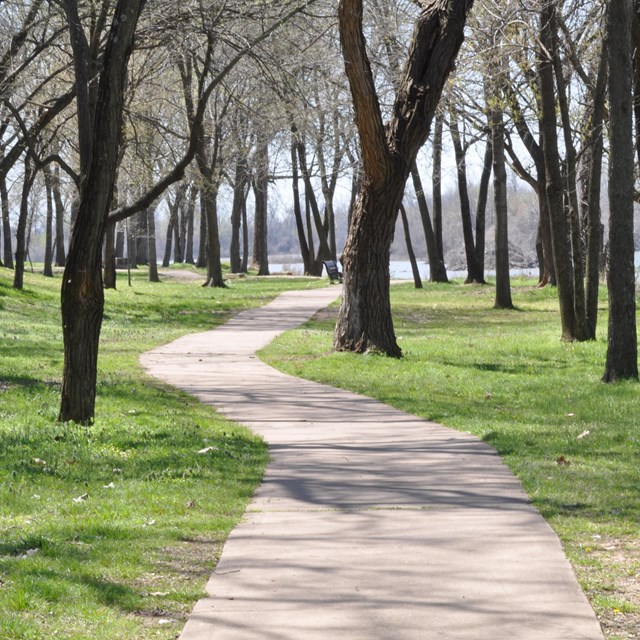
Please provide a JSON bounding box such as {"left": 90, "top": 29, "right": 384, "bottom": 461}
{"left": 43, "top": 164, "right": 55, "bottom": 278}
{"left": 230, "top": 158, "right": 248, "bottom": 273}
{"left": 1, "top": 168, "right": 13, "bottom": 269}
{"left": 52, "top": 164, "right": 66, "bottom": 267}
{"left": 252, "top": 133, "right": 270, "bottom": 276}
{"left": 13, "top": 157, "right": 36, "bottom": 290}
{"left": 474, "top": 140, "right": 492, "bottom": 276}
{"left": 184, "top": 185, "right": 197, "bottom": 265}
{"left": 580, "top": 46, "right": 607, "bottom": 338}
{"left": 410, "top": 161, "right": 447, "bottom": 282}
{"left": 432, "top": 112, "right": 445, "bottom": 265}
{"left": 147, "top": 204, "right": 160, "bottom": 283}
{"left": 538, "top": 1, "right": 586, "bottom": 341}
{"left": 335, "top": 0, "right": 471, "bottom": 355}
{"left": 290, "top": 132, "right": 312, "bottom": 274}
{"left": 603, "top": 0, "right": 638, "bottom": 381}
{"left": 488, "top": 90, "right": 513, "bottom": 309}
{"left": 59, "top": 0, "right": 146, "bottom": 423}
{"left": 450, "top": 107, "right": 485, "bottom": 284}
{"left": 399, "top": 203, "right": 423, "bottom": 289}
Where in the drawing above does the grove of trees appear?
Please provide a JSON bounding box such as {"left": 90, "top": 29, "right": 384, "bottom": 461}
{"left": 0, "top": 0, "right": 637, "bottom": 422}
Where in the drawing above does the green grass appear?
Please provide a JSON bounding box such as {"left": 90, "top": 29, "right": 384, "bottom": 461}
{"left": 0, "top": 266, "right": 323, "bottom": 640}
{"left": 261, "top": 278, "right": 640, "bottom": 639}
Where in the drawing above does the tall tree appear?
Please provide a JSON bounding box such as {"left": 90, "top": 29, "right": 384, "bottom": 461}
{"left": 603, "top": 0, "right": 638, "bottom": 381}
{"left": 335, "top": 0, "right": 472, "bottom": 356}
{"left": 59, "top": 0, "right": 147, "bottom": 422}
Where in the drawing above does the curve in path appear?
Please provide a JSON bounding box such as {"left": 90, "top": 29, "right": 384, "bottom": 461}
{"left": 141, "top": 286, "right": 604, "bottom": 640}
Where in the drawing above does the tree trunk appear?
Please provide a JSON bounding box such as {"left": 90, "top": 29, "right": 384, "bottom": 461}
{"left": 399, "top": 203, "right": 423, "bottom": 289}
{"left": 162, "top": 216, "right": 174, "bottom": 268}
{"left": 13, "top": 157, "right": 36, "bottom": 290}
{"left": 335, "top": 0, "right": 470, "bottom": 356}
{"left": 147, "top": 205, "right": 160, "bottom": 283}
{"left": 53, "top": 164, "right": 66, "bottom": 267}
{"left": 1, "top": 170, "right": 13, "bottom": 269}
{"left": 135, "top": 210, "right": 148, "bottom": 265}
{"left": 202, "top": 183, "right": 224, "bottom": 287}
{"left": 241, "top": 192, "right": 249, "bottom": 273}
{"left": 489, "top": 93, "right": 513, "bottom": 310}
{"left": 230, "top": 158, "right": 248, "bottom": 273}
{"left": 43, "top": 164, "right": 55, "bottom": 278}
{"left": 185, "top": 186, "right": 197, "bottom": 265}
{"left": 252, "top": 134, "right": 270, "bottom": 276}
{"left": 410, "top": 162, "right": 447, "bottom": 282}
{"left": 196, "top": 194, "right": 207, "bottom": 268}
{"left": 538, "top": 1, "right": 585, "bottom": 341}
{"left": 294, "top": 127, "right": 332, "bottom": 261}
{"left": 290, "top": 133, "right": 312, "bottom": 274}
{"left": 474, "top": 140, "right": 492, "bottom": 276}
{"left": 580, "top": 46, "right": 607, "bottom": 338}
{"left": 103, "top": 222, "right": 116, "bottom": 289}
{"left": 59, "top": 0, "right": 146, "bottom": 424}
{"left": 450, "top": 108, "right": 485, "bottom": 284}
{"left": 432, "top": 112, "right": 445, "bottom": 264}
{"left": 603, "top": 0, "right": 638, "bottom": 381}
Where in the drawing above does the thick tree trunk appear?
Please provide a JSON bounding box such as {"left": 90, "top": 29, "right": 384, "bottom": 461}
{"left": 335, "top": 182, "right": 403, "bottom": 356}
{"left": 410, "top": 162, "right": 447, "bottom": 282}
{"left": 59, "top": 0, "right": 145, "bottom": 424}
{"left": 335, "top": 0, "right": 470, "bottom": 355}
{"left": 399, "top": 203, "right": 423, "bottom": 289}
{"left": 603, "top": 0, "right": 638, "bottom": 381}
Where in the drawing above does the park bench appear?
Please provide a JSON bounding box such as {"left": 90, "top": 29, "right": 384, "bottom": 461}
{"left": 323, "top": 259, "right": 343, "bottom": 284}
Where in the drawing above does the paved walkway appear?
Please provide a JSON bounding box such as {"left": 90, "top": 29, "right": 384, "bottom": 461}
{"left": 141, "top": 287, "right": 604, "bottom": 640}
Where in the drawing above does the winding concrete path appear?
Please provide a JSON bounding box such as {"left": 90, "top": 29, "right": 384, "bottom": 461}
{"left": 141, "top": 286, "right": 604, "bottom": 640}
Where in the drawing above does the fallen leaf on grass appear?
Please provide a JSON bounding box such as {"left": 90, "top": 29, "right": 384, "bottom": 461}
{"left": 556, "top": 456, "right": 571, "bottom": 466}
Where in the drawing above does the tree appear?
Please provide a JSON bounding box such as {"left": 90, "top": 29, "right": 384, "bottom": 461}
{"left": 59, "top": 0, "right": 147, "bottom": 422}
{"left": 603, "top": 0, "right": 638, "bottom": 382}
{"left": 334, "top": 0, "right": 472, "bottom": 356}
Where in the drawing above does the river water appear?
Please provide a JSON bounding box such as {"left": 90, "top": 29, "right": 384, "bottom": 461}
{"left": 271, "top": 252, "right": 640, "bottom": 281}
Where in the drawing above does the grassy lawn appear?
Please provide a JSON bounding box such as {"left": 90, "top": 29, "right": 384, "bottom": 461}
{"left": 261, "top": 279, "right": 640, "bottom": 640}
{"left": 0, "top": 266, "right": 322, "bottom": 640}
